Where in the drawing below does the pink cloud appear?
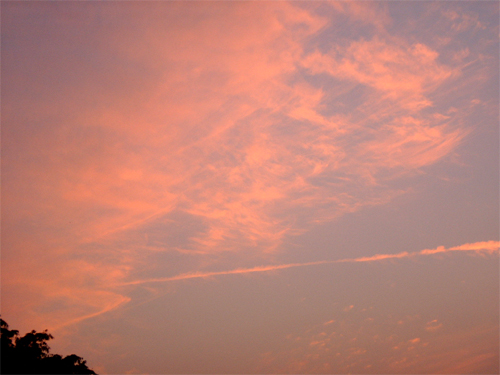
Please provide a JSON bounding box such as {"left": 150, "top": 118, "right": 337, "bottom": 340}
{"left": 425, "top": 320, "right": 443, "bottom": 332}
{"left": 120, "top": 241, "right": 499, "bottom": 286}
{"left": 258, "top": 307, "right": 498, "bottom": 374}
{"left": 5, "top": 2, "right": 472, "bottom": 267}
{"left": 7, "top": 2, "right": 471, "bottom": 259}
{"left": 3, "top": 1, "right": 496, "bottom": 336}
{"left": 302, "top": 36, "right": 457, "bottom": 111}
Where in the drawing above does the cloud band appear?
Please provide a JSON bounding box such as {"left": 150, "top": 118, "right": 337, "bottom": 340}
{"left": 119, "top": 240, "right": 499, "bottom": 286}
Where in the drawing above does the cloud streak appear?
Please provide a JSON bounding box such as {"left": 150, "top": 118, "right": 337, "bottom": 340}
{"left": 119, "top": 241, "right": 499, "bottom": 286}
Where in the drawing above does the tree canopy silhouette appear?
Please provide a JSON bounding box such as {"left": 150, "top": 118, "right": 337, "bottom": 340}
{"left": 1, "top": 318, "right": 97, "bottom": 374}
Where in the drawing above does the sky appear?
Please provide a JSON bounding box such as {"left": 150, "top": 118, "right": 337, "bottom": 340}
{"left": 1, "top": 1, "right": 499, "bottom": 374}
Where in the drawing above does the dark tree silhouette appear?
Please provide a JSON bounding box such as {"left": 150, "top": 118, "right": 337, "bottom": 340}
{"left": 0, "top": 318, "right": 97, "bottom": 374}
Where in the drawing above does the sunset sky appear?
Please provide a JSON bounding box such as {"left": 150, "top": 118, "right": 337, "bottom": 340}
{"left": 2, "top": 1, "right": 499, "bottom": 374}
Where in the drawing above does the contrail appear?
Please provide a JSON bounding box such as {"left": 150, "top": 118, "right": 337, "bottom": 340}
{"left": 118, "top": 240, "right": 499, "bottom": 286}
{"left": 51, "top": 295, "right": 131, "bottom": 331}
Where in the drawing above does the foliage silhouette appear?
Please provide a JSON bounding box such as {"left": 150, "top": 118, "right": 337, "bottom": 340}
{"left": 1, "top": 318, "right": 97, "bottom": 374}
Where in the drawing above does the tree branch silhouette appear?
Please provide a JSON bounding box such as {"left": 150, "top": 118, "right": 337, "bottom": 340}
{"left": 1, "top": 317, "right": 97, "bottom": 374}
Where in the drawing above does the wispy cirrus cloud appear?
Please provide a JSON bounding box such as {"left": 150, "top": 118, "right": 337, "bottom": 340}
{"left": 5, "top": 1, "right": 471, "bottom": 257}
{"left": 2, "top": 1, "right": 497, "bottom": 335}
